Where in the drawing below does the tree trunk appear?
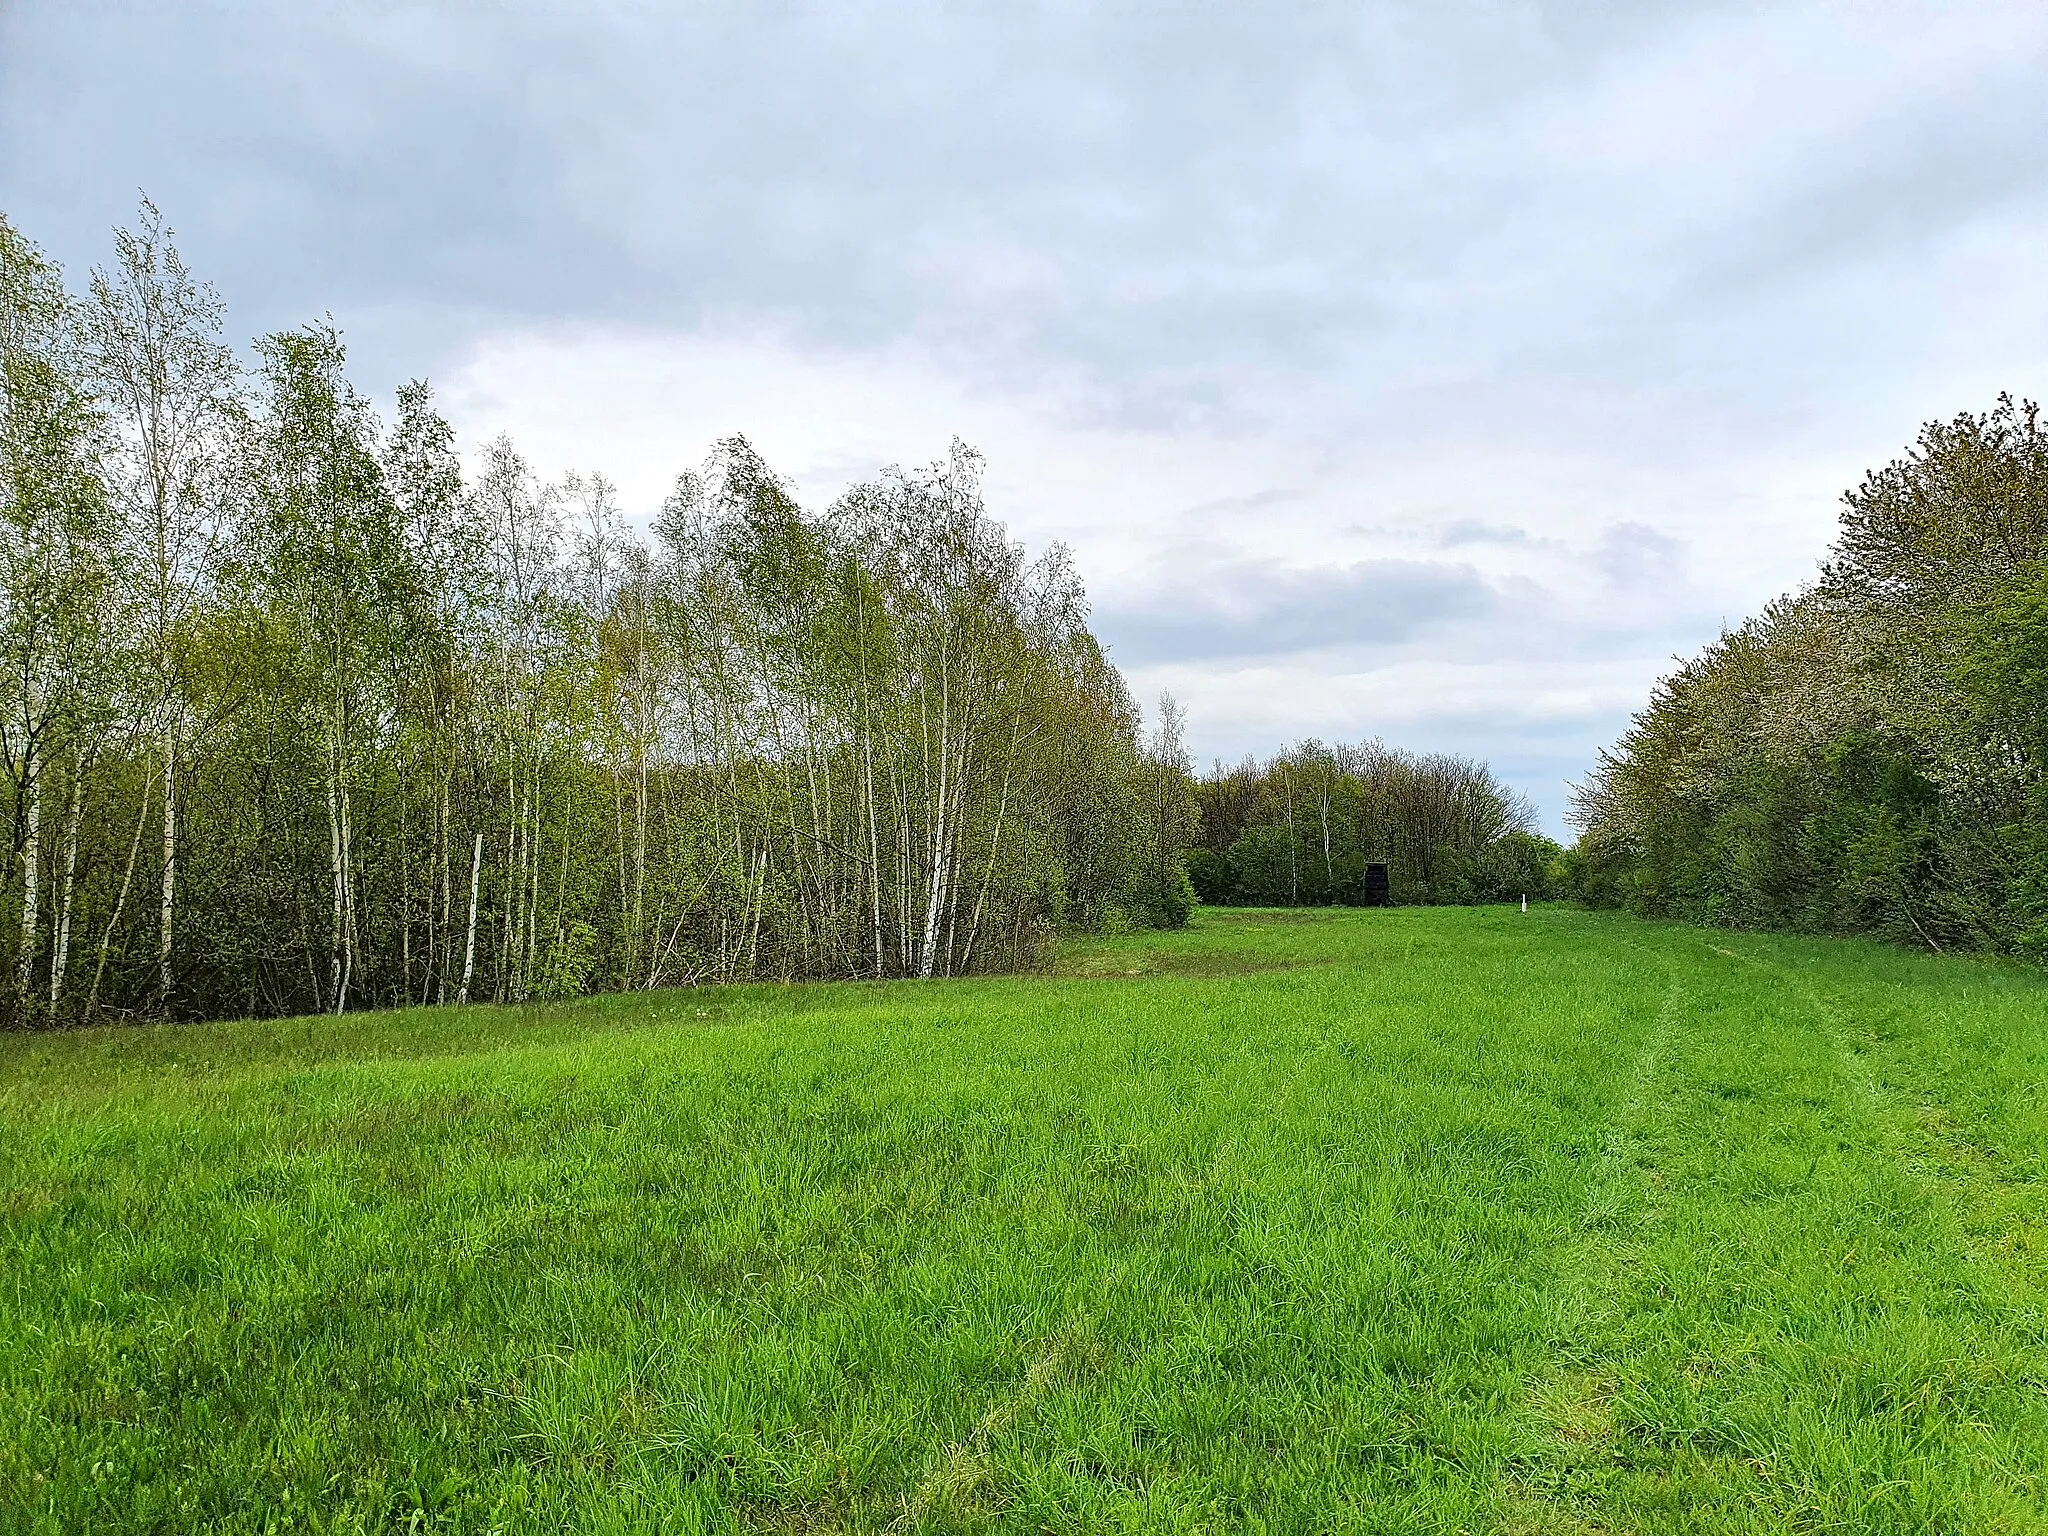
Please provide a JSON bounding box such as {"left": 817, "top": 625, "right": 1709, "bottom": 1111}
{"left": 92, "top": 767, "right": 156, "bottom": 1020}
{"left": 437, "top": 774, "right": 452, "bottom": 1004}
{"left": 17, "top": 763, "right": 42, "bottom": 1016}
{"left": 159, "top": 723, "right": 176, "bottom": 1008}
{"left": 865, "top": 731, "right": 883, "bottom": 978}
{"left": 1320, "top": 787, "right": 1332, "bottom": 887}
{"left": 522, "top": 756, "right": 541, "bottom": 998}
{"left": 959, "top": 723, "right": 1018, "bottom": 976}
{"left": 326, "top": 729, "right": 346, "bottom": 1014}
{"left": 339, "top": 768, "right": 358, "bottom": 1011}
{"left": 633, "top": 727, "right": 648, "bottom": 987}
{"left": 747, "top": 846, "right": 767, "bottom": 976}
{"left": 611, "top": 745, "right": 631, "bottom": 981}
{"left": 497, "top": 764, "right": 520, "bottom": 999}
{"left": 918, "top": 657, "right": 951, "bottom": 980}
{"left": 399, "top": 776, "right": 413, "bottom": 1008}
{"left": 50, "top": 754, "right": 85, "bottom": 1015}
{"left": 458, "top": 831, "right": 483, "bottom": 1004}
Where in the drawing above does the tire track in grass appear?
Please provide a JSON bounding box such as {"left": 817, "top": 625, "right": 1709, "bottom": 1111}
{"left": 1691, "top": 932, "right": 2015, "bottom": 1261}
{"left": 884, "top": 1330, "right": 1080, "bottom": 1532}
{"left": 1503, "top": 949, "right": 1688, "bottom": 1533}
{"left": 1514, "top": 928, "right": 2046, "bottom": 1531}
{"left": 1703, "top": 934, "right": 2040, "bottom": 1224}
{"left": 1509, "top": 927, "right": 1887, "bottom": 1531}
{"left": 878, "top": 963, "right": 1399, "bottom": 1531}
{"left": 877, "top": 1004, "right": 1350, "bottom": 1532}
{"left": 1682, "top": 934, "right": 2048, "bottom": 1527}
{"left": 750, "top": 970, "right": 1353, "bottom": 1534}
{"left": 876, "top": 1243, "right": 1144, "bottom": 1534}
{"left": 1620, "top": 933, "right": 1947, "bottom": 1526}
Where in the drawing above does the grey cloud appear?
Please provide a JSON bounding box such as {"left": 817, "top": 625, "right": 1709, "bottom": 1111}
{"left": 1096, "top": 557, "right": 1495, "bottom": 664}
{"left": 9, "top": 2, "right": 2043, "bottom": 428}
{"left": 1595, "top": 521, "right": 1684, "bottom": 589}
{"left": 7, "top": 0, "right": 2044, "bottom": 834}
{"left": 1439, "top": 519, "right": 1547, "bottom": 548}
{"left": 1179, "top": 488, "right": 1305, "bottom": 522}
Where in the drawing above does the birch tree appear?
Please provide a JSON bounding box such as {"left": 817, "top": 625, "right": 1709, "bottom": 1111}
{"left": 245, "top": 323, "right": 400, "bottom": 1013}
{"left": 4, "top": 201, "right": 1199, "bottom": 1026}
{"left": 79, "top": 200, "right": 237, "bottom": 1011}
{"left": 0, "top": 218, "right": 114, "bottom": 1023}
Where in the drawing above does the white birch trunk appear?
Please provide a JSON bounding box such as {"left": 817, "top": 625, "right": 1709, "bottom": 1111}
{"left": 159, "top": 723, "right": 176, "bottom": 1006}
{"left": 918, "top": 680, "right": 949, "bottom": 979}
{"left": 438, "top": 775, "right": 453, "bottom": 1004}
{"left": 92, "top": 767, "right": 155, "bottom": 1019}
{"left": 1320, "top": 790, "right": 1332, "bottom": 884}
{"left": 458, "top": 831, "right": 483, "bottom": 1004}
{"left": 746, "top": 846, "right": 767, "bottom": 976}
{"left": 523, "top": 757, "right": 541, "bottom": 998}
{"left": 865, "top": 731, "right": 884, "bottom": 978}
{"left": 959, "top": 726, "right": 1018, "bottom": 975}
{"left": 917, "top": 786, "right": 949, "bottom": 977}
{"left": 633, "top": 733, "right": 648, "bottom": 986}
{"left": 498, "top": 750, "right": 522, "bottom": 998}
{"left": 611, "top": 745, "right": 631, "bottom": 974}
{"left": 17, "top": 764, "right": 42, "bottom": 1013}
{"left": 50, "top": 756, "right": 85, "bottom": 1013}
{"left": 338, "top": 767, "right": 357, "bottom": 1011}
{"left": 326, "top": 729, "right": 346, "bottom": 1014}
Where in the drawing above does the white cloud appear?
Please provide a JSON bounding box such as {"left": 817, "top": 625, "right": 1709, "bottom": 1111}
{"left": 11, "top": 0, "right": 2048, "bottom": 835}
{"left": 434, "top": 318, "right": 1830, "bottom": 832}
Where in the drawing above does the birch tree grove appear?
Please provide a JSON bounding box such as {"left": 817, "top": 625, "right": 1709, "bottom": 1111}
{"left": 0, "top": 206, "right": 1193, "bottom": 1026}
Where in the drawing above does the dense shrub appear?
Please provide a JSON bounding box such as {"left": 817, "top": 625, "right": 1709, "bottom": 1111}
{"left": 1192, "top": 740, "right": 1544, "bottom": 906}
{"left": 1573, "top": 395, "right": 2048, "bottom": 956}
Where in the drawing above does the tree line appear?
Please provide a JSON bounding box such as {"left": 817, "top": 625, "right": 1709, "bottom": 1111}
{"left": 0, "top": 203, "right": 1198, "bottom": 1027}
{"left": 1570, "top": 394, "right": 2048, "bottom": 957}
{"left": 1189, "top": 739, "right": 1558, "bottom": 907}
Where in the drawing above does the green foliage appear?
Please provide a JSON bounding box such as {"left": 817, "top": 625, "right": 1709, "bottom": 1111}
{"left": 1122, "top": 692, "right": 1199, "bottom": 928}
{"left": 1125, "top": 859, "right": 1196, "bottom": 929}
{"left": 1184, "top": 843, "right": 1231, "bottom": 905}
{"left": 1440, "top": 828, "right": 1564, "bottom": 904}
{"left": 0, "top": 205, "right": 1178, "bottom": 1027}
{"left": 1222, "top": 821, "right": 1301, "bottom": 904}
{"left": 1192, "top": 738, "right": 1541, "bottom": 906}
{"left": 7, "top": 907, "right": 2048, "bottom": 1529}
{"left": 1577, "top": 394, "right": 2048, "bottom": 959}
{"left": 531, "top": 918, "right": 600, "bottom": 1000}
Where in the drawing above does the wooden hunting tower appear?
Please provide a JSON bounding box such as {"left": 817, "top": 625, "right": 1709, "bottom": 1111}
{"left": 1362, "top": 862, "right": 1390, "bottom": 907}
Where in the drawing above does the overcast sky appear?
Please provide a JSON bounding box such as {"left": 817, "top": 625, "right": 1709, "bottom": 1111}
{"left": 6, "top": 1, "right": 2047, "bottom": 833}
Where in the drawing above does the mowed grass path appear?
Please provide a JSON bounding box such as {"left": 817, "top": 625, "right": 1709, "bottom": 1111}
{"left": 4, "top": 909, "right": 2048, "bottom": 1533}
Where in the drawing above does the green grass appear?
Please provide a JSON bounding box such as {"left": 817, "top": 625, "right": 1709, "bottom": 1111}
{"left": 4, "top": 907, "right": 2048, "bottom": 1533}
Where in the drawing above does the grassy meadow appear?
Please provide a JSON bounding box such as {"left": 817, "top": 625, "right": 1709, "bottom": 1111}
{"left": 3, "top": 907, "right": 2047, "bottom": 1533}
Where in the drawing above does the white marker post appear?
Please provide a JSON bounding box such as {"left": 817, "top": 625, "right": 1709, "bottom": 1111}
{"left": 1521, "top": 894, "right": 1527, "bottom": 913}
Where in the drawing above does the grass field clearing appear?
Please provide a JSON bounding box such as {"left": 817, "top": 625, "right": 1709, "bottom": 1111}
{"left": 4, "top": 907, "right": 2047, "bottom": 1532}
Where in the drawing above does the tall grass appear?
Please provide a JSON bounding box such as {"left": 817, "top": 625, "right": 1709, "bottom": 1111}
{"left": 3, "top": 908, "right": 2045, "bottom": 1532}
